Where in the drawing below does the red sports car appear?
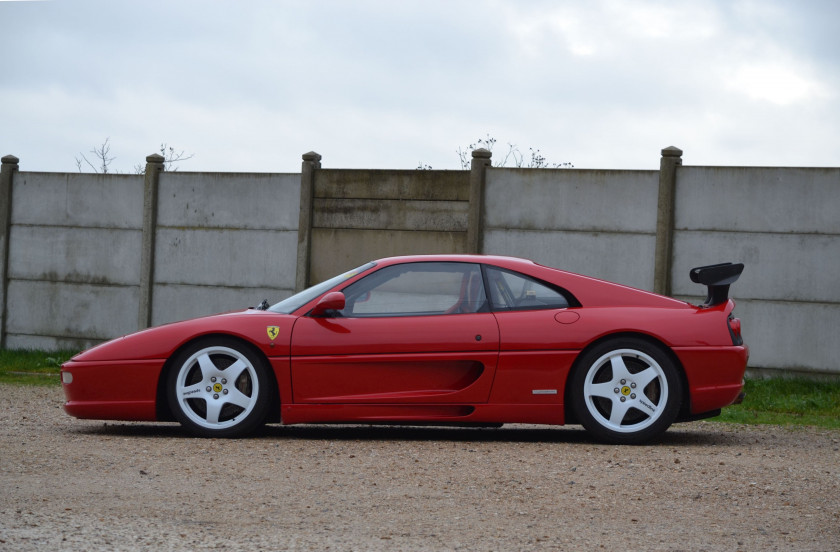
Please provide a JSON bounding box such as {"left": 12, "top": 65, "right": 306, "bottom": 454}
{"left": 61, "top": 255, "right": 747, "bottom": 444}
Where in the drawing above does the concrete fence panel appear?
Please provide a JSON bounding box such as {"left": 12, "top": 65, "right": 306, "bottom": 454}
{"left": 482, "top": 168, "right": 659, "bottom": 290}
{"left": 672, "top": 166, "right": 840, "bottom": 375}
{"left": 5, "top": 172, "right": 144, "bottom": 350}
{"left": 306, "top": 169, "right": 470, "bottom": 285}
{"left": 11, "top": 173, "right": 143, "bottom": 227}
{"left": 7, "top": 280, "right": 140, "bottom": 349}
{"left": 151, "top": 172, "right": 300, "bottom": 325}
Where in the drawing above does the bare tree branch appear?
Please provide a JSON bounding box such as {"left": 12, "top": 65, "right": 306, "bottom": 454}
{"left": 159, "top": 143, "right": 194, "bottom": 172}
{"left": 75, "top": 137, "right": 116, "bottom": 173}
{"left": 438, "top": 134, "right": 572, "bottom": 171}
{"left": 76, "top": 138, "right": 195, "bottom": 174}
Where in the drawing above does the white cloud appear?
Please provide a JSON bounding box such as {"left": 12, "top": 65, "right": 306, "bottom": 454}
{"left": 1, "top": 0, "right": 838, "bottom": 172}
{"left": 726, "top": 62, "right": 829, "bottom": 105}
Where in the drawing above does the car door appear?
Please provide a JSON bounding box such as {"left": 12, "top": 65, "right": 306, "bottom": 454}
{"left": 290, "top": 262, "right": 500, "bottom": 404}
{"left": 482, "top": 265, "right": 583, "bottom": 405}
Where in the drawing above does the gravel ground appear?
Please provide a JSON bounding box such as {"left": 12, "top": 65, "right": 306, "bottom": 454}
{"left": 1, "top": 385, "right": 838, "bottom": 551}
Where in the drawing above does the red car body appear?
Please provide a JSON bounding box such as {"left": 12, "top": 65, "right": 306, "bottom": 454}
{"left": 61, "top": 255, "right": 748, "bottom": 444}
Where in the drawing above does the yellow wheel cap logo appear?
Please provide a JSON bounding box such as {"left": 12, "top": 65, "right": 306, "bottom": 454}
{"left": 266, "top": 326, "right": 279, "bottom": 340}
{"left": 621, "top": 386, "right": 631, "bottom": 396}
{"left": 213, "top": 383, "right": 223, "bottom": 392}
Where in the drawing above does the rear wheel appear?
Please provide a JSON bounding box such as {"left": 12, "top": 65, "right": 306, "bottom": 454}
{"left": 569, "top": 338, "right": 682, "bottom": 444}
{"left": 166, "top": 338, "right": 271, "bottom": 437}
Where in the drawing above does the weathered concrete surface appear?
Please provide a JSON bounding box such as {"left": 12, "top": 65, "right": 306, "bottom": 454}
{"left": 7, "top": 173, "right": 144, "bottom": 350}
{"left": 313, "top": 198, "right": 468, "bottom": 232}
{"left": 153, "top": 228, "right": 297, "bottom": 289}
{"left": 482, "top": 168, "right": 659, "bottom": 290}
{"left": 150, "top": 173, "right": 299, "bottom": 324}
{"left": 484, "top": 168, "right": 659, "bottom": 233}
{"left": 157, "top": 172, "right": 300, "bottom": 230}
{"left": 5, "top": 280, "right": 139, "bottom": 349}
{"left": 310, "top": 228, "right": 468, "bottom": 284}
{"left": 11, "top": 173, "right": 144, "bottom": 228}
{"left": 307, "top": 170, "right": 471, "bottom": 286}
{"left": 2, "top": 160, "right": 838, "bottom": 376}
{"left": 314, "top": 169, "right": 469, "bottom": 201}
{"left": 672, "top": 166, "right": 840, "bottom": 376}
{"left": 5, "top": 171, "right": 302, "bottom": 345}
{"left": 720, "top": 299, "right": 840, "bottom": 375}
{"left": 9, "top": 226, "right": 142, "bottom": 285}
{"left": 483, "top": 228, "right": 656, "bottom": 291}
{"left": 673, "top": 231, "right": 840, "bottom": 303}
{"left": 675, "top": 167, "right": 840, "bottom": 234}
{"left": 151, "top": 284, "right": 294, "bottom": 326}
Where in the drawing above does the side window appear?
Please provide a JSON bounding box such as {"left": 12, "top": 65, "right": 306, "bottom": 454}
{"left": 341, "top": 262, "right": 487, "bottom": 317}
{"left": 485, "top": 266, "right": 571, "bottom": 311}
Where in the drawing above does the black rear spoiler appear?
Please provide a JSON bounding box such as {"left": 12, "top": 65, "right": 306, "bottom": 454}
{"left": 689, "top": 262, "right": 744, "bottom": 307}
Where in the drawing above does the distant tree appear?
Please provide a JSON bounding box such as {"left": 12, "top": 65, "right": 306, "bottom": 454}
{"left": 456, "top": 134, "right": 573, "bottom": 170}
{"left": 76, "top": 138, "right": 193, "bottom": 174}
{"left": 133, "top": 144, "right": 195, "bottom": 174}
{"left": 418, "top": 134, "right": 572, "bottom": 170}
{"left": 75, "top": 137, "right": 116, "bottom": 173}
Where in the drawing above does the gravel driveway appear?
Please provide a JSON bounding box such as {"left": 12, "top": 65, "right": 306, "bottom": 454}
{"left": 1, "top": 385, "right": 838, "bottom": 551}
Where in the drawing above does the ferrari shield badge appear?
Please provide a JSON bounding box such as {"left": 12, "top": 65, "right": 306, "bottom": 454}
{"left": 266, "top": 326, "right": 280, "bottom": 340}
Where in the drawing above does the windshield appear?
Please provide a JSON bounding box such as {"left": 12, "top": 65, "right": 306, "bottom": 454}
{"left": 268, "top": 262, "right": 377, "bottom": 314}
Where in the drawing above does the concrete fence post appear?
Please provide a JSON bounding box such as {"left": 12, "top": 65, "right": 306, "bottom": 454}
{"left": 137, "top": 153, "right": 165, "bottom": 330}
{"left": 0, "top": 155, "right": 19, "bottom": 347}
{"left": 653, "top": 146, "right": 683, "bottom": 296}
{"left": 467, "top": 148, "right": 492, "bottom": 254}
{"left": 295, "top": 151, "right": 321, "bottom": 291}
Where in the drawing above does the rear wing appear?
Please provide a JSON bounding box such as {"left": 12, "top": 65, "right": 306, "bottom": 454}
{"left": 689, "top": 262, "right": 744, "bottom": 307}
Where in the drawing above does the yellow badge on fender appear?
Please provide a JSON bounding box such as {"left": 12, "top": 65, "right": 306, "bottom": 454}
{"left": 266, "top": 326, "right": 279, "bottom": 340}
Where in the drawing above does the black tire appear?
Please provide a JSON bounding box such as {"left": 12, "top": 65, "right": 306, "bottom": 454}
{"left": 166, "top": 337, "right": 272, "bottom": 438}
{"left": 568, "top": 338, "right": 682, "bottom": 444}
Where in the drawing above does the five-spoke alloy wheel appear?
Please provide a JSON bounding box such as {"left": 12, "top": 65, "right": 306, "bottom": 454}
{"left": 167, "top": 338, "right": 272, "bottom": 437}
{"left": 569, "top": 338, "right": 682, "bottom": 444}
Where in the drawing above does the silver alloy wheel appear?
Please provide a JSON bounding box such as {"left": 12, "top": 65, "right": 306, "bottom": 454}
{"left": 173, "top": 345, "right": 260, "bottom": 431}
{"left": 582, "top": 348, "right": 668, "bottom": 433}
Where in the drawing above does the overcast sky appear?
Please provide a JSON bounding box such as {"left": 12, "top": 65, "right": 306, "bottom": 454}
{"left": 2, "top": 0, "right": 838, "bottom": 173}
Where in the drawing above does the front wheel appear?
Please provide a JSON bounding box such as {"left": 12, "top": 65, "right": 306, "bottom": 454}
{"left": 568, "top": 338, "right": 682, "bottom": 444}
{"left": 166, "top": 338, "right": 272, "bottom": 437}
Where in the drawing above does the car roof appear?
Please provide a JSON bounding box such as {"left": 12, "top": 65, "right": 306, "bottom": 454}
{"left": 366, "top": 254, "right": 688, "bottom": 309}
{"left": 370, "top": 254, "right": 538, "bottom": 269}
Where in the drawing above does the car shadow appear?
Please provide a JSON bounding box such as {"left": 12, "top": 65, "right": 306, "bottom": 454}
{"left": 65, "top": 421, "right": 743, "bottom": 447}
{"left": 258, "top": 424, "right": 742, "bottom": 447}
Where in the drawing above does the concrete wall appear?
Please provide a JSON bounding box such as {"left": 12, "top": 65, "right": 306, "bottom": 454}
{"left": 306, "top": 169, "right": 470, "bottom": 285}
{"left": 151, "top": 172, "right": 300, "bottom": 325}
{"left": 5, "top": 172, "right": 144, "bottom": 350}
{"left": 1, "top": 151, "right": 838, "bottom": 378}
{"left": 0, "top": 164, "right": 299, "bottom": 350}
{"left": 482, "top": 168, "right": 659, "bottom": 291}
{"left": 480, "top": 163, "right": 840, "bottom": 376}
{"left": 671, "top": 167, "right": 840, "bottom": 376}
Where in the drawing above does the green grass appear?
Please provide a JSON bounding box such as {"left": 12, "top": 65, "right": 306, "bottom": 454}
{"left": 716, "top": 377, "right": 840, "bottom": 429}
{"left": 0, "top": 349, "right": 75, "bottom": 385}
{"left": 1, "top": 350, "right": 838, "bottom": 429}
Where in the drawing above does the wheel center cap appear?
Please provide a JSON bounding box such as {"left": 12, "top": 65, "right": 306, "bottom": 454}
{"left": 213, "top": 383, "right": 223, "bottom": 393}
{"left": 621, "top": 386, "right": 632, "bottom": 396}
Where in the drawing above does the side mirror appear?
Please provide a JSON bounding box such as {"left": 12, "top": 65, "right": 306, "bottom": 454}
{"left": 310, "top": 291, "right": 346, "bottom": 317}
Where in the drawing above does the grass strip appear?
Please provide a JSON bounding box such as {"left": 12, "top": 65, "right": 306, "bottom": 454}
{"left": 1, "top": 350, "right": 838, "bottom": 429}
{"left": 715, "top": 377, "right": 840, "bottom": 429}
{"left": 0, "top": 349, "right": 75, "bottom": 385}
